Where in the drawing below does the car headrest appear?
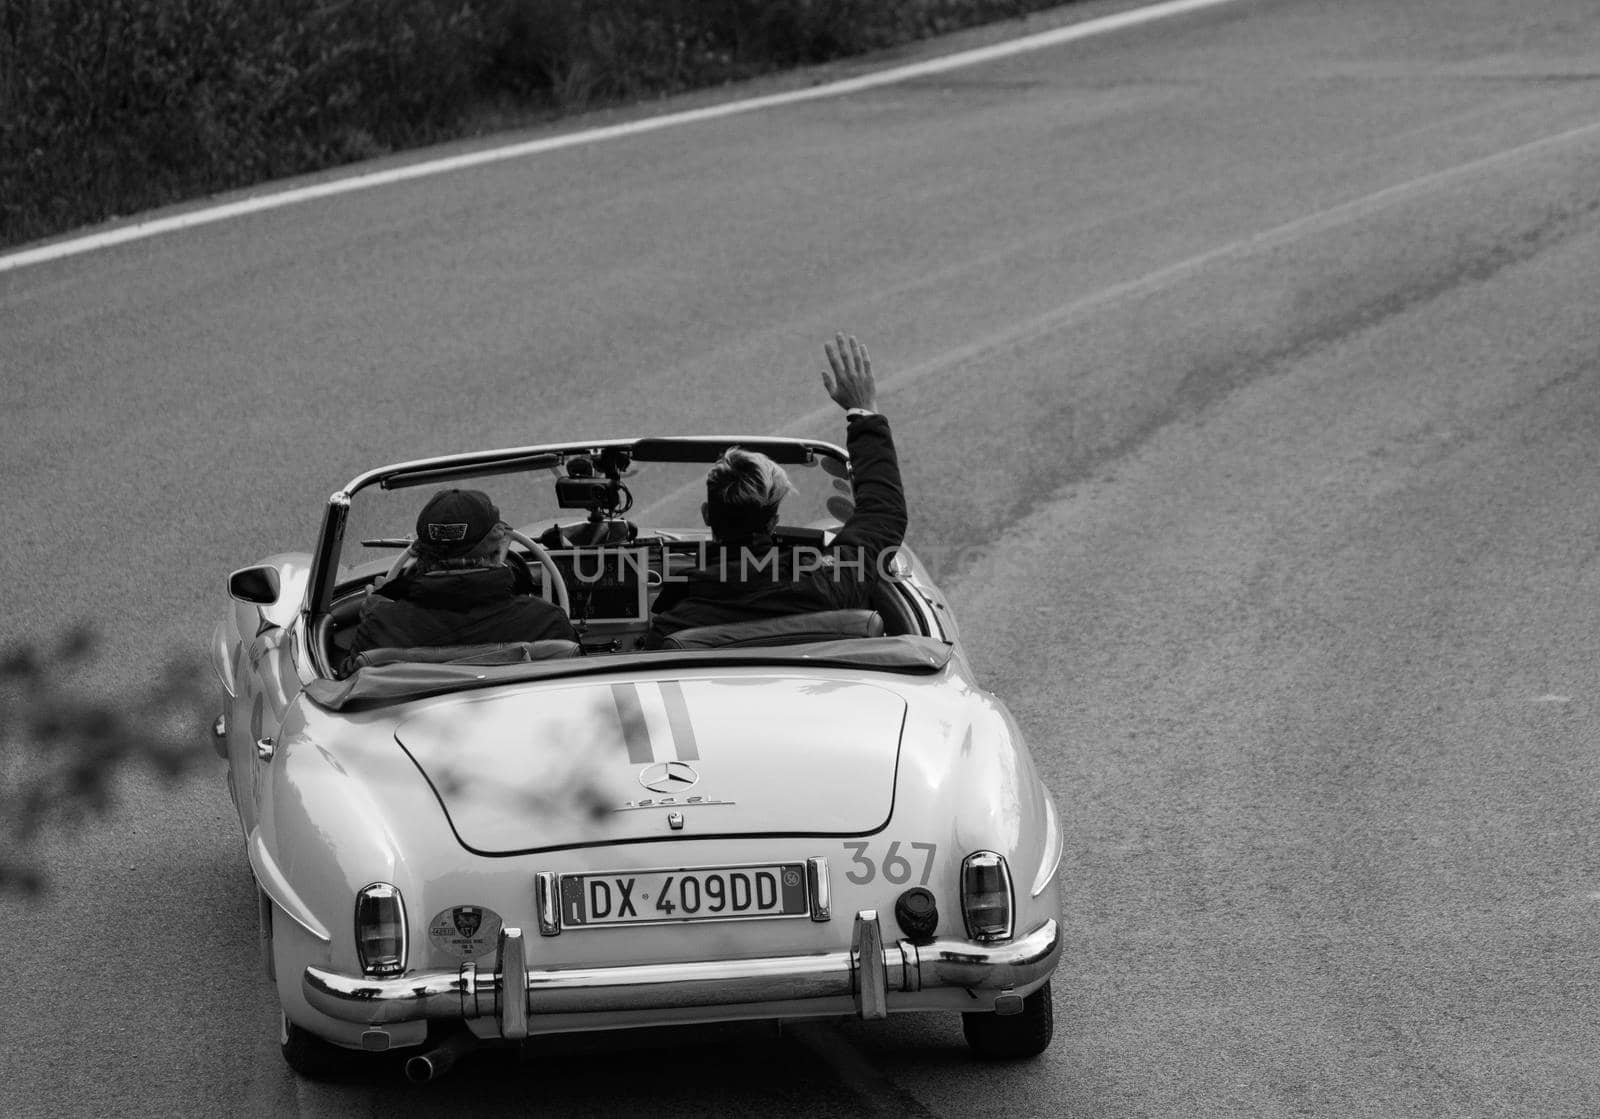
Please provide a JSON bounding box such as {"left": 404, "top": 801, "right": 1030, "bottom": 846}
{"left": 350, "top": 640, "right": 581, "bottom": 670}
{"left": 661, "top": 610, "right": 884, "bottom": 650}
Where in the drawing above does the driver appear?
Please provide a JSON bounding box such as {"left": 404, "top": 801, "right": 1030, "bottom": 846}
{"left": 340, "top": 488, "right": 577, "bottom": 673}
{"left": 643, "top": 334, "right": 906, "bottom": 646}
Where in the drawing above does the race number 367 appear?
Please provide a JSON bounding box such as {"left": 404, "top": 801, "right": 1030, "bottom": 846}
{"left": 842, "top": 840, "right": 937, "bottom": 886}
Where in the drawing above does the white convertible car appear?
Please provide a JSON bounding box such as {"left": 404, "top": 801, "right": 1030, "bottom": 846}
{"left": 212, "top": 435, "right": 1063, "bottom": 1081}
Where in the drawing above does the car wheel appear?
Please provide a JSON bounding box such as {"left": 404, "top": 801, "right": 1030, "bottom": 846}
{"left": 962, "top": 983, "right": 1053, "bottom": 1059}
{"left": 280, "top": 1013, "right": 354, "bottom": 1079}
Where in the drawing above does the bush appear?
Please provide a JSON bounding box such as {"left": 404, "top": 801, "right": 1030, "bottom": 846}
{"left": 0, "top": 0, "right": 1068, "bottom": 249}
{"left": 0, "top": 0, "right": 496, "bottom": 241}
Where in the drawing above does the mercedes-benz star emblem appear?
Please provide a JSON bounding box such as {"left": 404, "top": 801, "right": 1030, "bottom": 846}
{"left": 638, "top": 760, "right": 699, "bottom": 794}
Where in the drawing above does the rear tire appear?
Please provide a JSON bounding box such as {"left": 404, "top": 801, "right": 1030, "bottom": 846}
{"left": 962, "top": 983, "right": 1054, "bottom": 1059}
{"left": 280, "top": 1013, "right": 355, "bottom": 1079}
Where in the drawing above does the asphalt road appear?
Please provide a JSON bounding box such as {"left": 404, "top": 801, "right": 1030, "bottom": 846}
{"left": 4, "top": 0, "right": 1600, "bottom": 1114}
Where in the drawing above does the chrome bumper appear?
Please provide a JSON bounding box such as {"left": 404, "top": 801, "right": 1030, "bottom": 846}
{"left": 303, "top": 910, "right": 1060, "bottom": 1038}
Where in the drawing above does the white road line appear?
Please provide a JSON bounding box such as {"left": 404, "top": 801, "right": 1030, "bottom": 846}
{"left": 779, "top": 115, "right": 1600, "bottom": 435}
{"left": 0, "top": 0, "right": 1242, "bottom": 275}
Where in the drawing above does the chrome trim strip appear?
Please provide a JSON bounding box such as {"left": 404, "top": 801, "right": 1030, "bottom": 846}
{"left": 210, "top": 622, "right": 236, "bottom": 699}
{"left": 303, "top": 918, "right": 1060, "bottom": 1026}
{"left": 852, "top": 910, "right": 888, "bottom": 1020}
{"left": 257, "top": 887, "right": 276, "bottom": 982}
{"left": 535, "top": 873, "right": 561, "bottom": 937}
{"left": 807, "top": 857, "right": 831, "bottom": 922}
{"left": 499, "top": 929, "right": 529, "bottom": 1040}
{"left": 306, "top": 492, "right": 350, "bottom": 618}
{"left": 1031, "top": 795, "right": 1064, "bottom": 898}
{"left": 900, "top": 579, "right": 944, "bottom": 640}
{"left": 337, "top": 438, "right": 847, "bottom": 501}
{"left": 247, "top": 830, "right": 330, "bottom": 942}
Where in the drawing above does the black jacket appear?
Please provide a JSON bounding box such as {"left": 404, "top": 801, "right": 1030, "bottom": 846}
{"left": 644, "top": 413, "right": 906, "bottom": 645}
{"left": 342, "top": 566, "right": 577, "bottom": 672}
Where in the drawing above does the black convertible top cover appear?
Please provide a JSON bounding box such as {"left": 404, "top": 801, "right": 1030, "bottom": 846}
{"left": 305, "top": 636, "right": 955, "bottom": 711}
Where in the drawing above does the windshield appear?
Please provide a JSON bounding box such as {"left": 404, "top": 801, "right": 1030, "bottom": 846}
{"left": 331, "top": 439, "right": 854, "bottom": 588}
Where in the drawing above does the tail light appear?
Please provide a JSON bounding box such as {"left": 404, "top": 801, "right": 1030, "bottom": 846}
{"left": 355, "top": 883, "right": 408, "bottom": 976}
{"left": 961, "top": 852, "right": 1013, "bottom": 941}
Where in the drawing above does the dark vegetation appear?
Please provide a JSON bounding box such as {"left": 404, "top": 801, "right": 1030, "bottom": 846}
{"left": 0, "top": 626, "right": 211, "bottom": 895}
{"left": 1, "top": 0, "right": 1072, "bottom": 249}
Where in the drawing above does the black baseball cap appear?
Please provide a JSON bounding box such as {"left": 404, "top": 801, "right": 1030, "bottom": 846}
{"left": 416, "top": 489, "right": 499, "bottom": 557}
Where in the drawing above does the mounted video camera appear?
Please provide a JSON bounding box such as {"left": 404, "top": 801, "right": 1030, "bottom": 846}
{"left": 555, "top": 448, "right": 633, "bottom": 517}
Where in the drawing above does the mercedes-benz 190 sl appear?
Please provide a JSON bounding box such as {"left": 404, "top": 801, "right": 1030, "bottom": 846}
{"left": 211, "top": 434, "right": 1063, "bottom": 1081}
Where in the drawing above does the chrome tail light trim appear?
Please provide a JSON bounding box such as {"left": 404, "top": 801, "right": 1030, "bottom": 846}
{"left": 354, "top": 882, "right": 407, "bottom": 977}
{"left": 960, "top": 851, "right": 1014, "bottom": 942}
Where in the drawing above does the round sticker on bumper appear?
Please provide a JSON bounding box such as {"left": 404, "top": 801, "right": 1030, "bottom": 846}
{"left": 428, "top": 905, "right": 503, "bottom": 959}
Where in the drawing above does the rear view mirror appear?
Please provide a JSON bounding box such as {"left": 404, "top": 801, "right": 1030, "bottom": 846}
{"left": 229, "top": 565, "right": 281, "bottom": 605}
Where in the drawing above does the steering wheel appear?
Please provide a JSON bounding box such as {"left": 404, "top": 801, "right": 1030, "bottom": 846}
{"left": 378, "top": 530, "right": 571, "bottom": 617}
{"left": 508, "top": 529, "right": 570, "bottom": 615}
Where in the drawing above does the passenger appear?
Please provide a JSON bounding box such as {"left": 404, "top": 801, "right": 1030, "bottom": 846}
{"left": 643, "top": 334, "right": 906, "bottom": 646}
{"left": 341, "top": 488, "right": 577, "bottom": 673}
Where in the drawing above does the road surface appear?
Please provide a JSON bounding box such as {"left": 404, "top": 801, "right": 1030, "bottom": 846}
{"left": 3, "top": 0, "right": 1598, "bottom": 1114}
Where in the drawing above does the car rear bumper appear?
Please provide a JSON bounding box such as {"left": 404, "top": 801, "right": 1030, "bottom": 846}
{"left": 303, "top": 909, "right": 1060, "bottom": 1038}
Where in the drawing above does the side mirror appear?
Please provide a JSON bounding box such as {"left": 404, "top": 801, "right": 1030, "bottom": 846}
{"left": 229, "top": 565, "right": 281, "bottom": 605}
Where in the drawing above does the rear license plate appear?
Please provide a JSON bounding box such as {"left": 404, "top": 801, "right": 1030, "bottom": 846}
{"left": 560, "top": 863, "right": 808, "bottom": 928}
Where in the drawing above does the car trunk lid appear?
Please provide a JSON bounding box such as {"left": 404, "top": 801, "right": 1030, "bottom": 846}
{"left": 393, "top": 674, "right": 906, "bottom": 853}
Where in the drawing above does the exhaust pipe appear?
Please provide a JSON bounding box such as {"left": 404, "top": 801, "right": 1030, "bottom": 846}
{"left": 405, "top": 1031, "right": 477, "bottom": 1084}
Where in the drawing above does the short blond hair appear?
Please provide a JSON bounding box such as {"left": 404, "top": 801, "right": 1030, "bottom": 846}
{"left": 705, "top": 448, "right": 791, "bottom": 540}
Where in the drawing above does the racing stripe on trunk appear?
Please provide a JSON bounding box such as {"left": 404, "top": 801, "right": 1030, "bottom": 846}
{"left": 632, "top": 682, "right": 672, "bottom": 762}
{"left": 659, "top": 681, "right": 699, "bottom": 760}
{"left": 609, "top": 683, "right": 652, "bottom": 764}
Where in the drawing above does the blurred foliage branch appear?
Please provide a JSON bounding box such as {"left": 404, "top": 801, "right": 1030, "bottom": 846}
{"left": 0, "top": 624, "right": 211, "bottom": 896}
